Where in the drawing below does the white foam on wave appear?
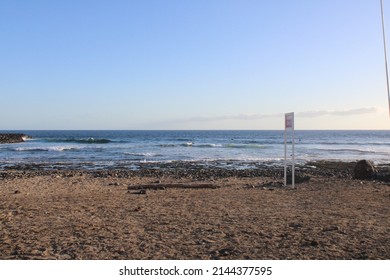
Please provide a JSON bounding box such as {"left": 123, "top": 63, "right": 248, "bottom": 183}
{"left": 313, "top": 147, "right": 377, "bottom": 154}
{"left": 196, "top": 143, "right": 223, "bottom": 148}
{"left": 49, "top": 146, "right": 77, "bottom": 152}
{"left": 124, "top": 152, "right": 161, "bottom": 157}
{"left": 226, "top": 143, "right": 268, "bottom": 149}
{"left": 22, "top": 136, "right": 35, "bottom": 141}
{"left": 14, "top": 146, "right": 77, "bottom": 152}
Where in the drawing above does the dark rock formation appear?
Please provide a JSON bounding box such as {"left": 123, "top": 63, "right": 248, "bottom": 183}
{"left": 353, "top": 160, "right": 377, "bottom": 180}
{"left": 0, "top": 133, "right": 30, "bottom": 144}
{"left": 286, "top": 172, "right": 311, "bottom": 184}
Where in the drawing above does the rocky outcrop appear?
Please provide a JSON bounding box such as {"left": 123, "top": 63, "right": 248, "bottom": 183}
{"left": 353, "top": 160, "right": 377, "bottom": 180}
{"left": 0, "top": 133, "right": 30, "bottom": 144}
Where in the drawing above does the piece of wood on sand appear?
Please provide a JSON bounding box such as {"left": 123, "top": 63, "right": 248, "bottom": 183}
{"left": 127, "top": 183, "right": 220, "bottom": 192}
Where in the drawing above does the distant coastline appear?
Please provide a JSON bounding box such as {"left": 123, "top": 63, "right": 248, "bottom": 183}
{"left": 0, "top": 133, "right": 30, "bottom": 144}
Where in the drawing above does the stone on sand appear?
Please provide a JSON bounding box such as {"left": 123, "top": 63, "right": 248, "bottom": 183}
{"left": 353, "top": 160, "right": 377, "bottom": 180}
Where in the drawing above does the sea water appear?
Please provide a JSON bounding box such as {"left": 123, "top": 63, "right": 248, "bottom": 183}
{"left": 0, "top": 130, "right": 389, "bottom": 170}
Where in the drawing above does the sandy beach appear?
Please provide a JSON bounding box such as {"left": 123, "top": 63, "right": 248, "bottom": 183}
{"left": 1, "top": 162, "right": 389, "bottom": 260}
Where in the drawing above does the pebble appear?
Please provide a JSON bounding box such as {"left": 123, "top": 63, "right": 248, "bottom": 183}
{"left": 2, "top": 161, "right": 390, "bottom": 184}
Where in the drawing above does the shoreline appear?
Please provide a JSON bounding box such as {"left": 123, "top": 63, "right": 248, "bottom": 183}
{"left": 1, "top": 161, "right": 389, "bottom": 260}
{"left": 0, "top": 161, "right": 355, "bottom": 179}
{"left": 2, "top": 160, "right": 390, "bottom": 181}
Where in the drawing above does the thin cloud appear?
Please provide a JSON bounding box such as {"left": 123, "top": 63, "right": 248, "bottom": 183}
{"left": 173, "top": 107, "right": 379, "bottom": 123}
{"left": 296, "top": 107, "right": 379, "bottom": 118}
{"left": 184, "top": 113, "right": 283, "bottom": 123}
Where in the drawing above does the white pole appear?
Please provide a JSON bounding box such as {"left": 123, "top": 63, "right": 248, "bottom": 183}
{"left": 292, "top": 116, "right": 295, "bottom": 188}
{"left": 381, "top": 0, "right": 390, "bottom": 117}
{"left": 284, "top": 126, "right": 287, "bottom": 186}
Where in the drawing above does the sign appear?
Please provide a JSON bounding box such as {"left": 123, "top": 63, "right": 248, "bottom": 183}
{"left": 284, "top": 112, "right": 295, "bottom": 187}
{"left": 285, "top": 112, "right": 294, "bottom": 129}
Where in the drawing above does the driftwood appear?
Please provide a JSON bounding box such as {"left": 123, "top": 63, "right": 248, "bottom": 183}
{"left": 127, "top": 183, "right": 220, "bottom": 191}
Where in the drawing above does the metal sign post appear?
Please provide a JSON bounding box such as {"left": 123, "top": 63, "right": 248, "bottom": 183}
{"left": 284, "top": 112, "right": 295, "bottom": 187}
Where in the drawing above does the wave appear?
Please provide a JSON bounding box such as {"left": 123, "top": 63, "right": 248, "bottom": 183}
{"left": 158, "top": 144, "right": 176, "bottom": 147}
{"left": 181, "top": 142, "right": 194, "bottom": 147}
{"left": 196, "top": 143, "right": 223, "bottom": 148}
{"left": 46, "top": 138, "right": 111, "bottom": 144}
{"left": 124, "top": 152, "right": 162, "bottom": 157}
{"left": 314, "top": 141, "right": 390, "bottom": 146}
{"left": 172, "top": 138, "right": 193, "bottom": 142}
{"left": 226, "top": 143, "right": 268, "bottom": 149}
{"left": 14, "top": 146, "right": 78, "bottom": 152}
{"left": 181, "top": 143, "right": 223, "bottom": 148}
{"left": 158, "top": 142, "right": 266, "bottom": 149}
{"left": 313, "top": 148, "right": 378, "bottom": 154}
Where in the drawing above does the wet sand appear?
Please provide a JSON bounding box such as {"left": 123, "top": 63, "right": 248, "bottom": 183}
{"left": 1, "top": 162, "right": 389, "bottom": 260}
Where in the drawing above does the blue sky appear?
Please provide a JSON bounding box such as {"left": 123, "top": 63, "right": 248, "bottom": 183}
{"left": 0, "top": 0, "right": 389, "bottom": 129}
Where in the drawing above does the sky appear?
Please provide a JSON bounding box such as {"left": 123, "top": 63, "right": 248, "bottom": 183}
{"left": 0, "top": 0, "right": 389, "bottom": 130}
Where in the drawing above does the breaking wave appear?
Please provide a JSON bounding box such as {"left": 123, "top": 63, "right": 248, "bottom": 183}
{"left": 46, "top": 138, "right": 112, "bottom": 144}
{"left": 226, "top": 143, "right": 268, "bottom": 149}
{"left": 124, "top": 152, "right": 162, "bottom": 157}
{"left": 158, "top": 142, "right": 267, "bottom": 149}
{"left": 14, "top": 146, "right": 78, "bottom": 152}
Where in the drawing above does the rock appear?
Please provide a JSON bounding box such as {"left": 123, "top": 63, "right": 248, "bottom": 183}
{"left": 374, "top": 169, "right": 390, "bottom": 182}
{"left": 260, "top": 181, "right": 284, "bottom": 189}
{"left": 0, "top": 133, "right": 31, "bottom": 144}
{"left": 301, "top": 240, "right": 319, "bottom": 247}
{"left": 210, "top": 248, "right": 234, "bottom": 259}
{"left": 286, "top": 173, "right": 310, "bottom": 184}
{"left": 353, "top": 160, "right": 377, "bottom": 180}
{"left": 322, "top": 225, "right": 339, "bottom": 232}
{"left": 289, "top": 222, "right": 303, "bottom": 229}
{"left": 129, "top": 189, "right": 147, "bottom": 195}
{"left": 218, "top": 248, "right": 231, "bottom": 256}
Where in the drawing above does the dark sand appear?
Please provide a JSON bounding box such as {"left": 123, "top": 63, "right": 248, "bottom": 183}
{"left": 1, "top": 162, "right": 389, "bottom": 260}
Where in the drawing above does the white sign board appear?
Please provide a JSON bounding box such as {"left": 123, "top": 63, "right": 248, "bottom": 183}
{"left": 284, "top": 112, "right": 295, "bottom": 187}
{"left": 285, "top": 112, "right": 294, "bottom": 129}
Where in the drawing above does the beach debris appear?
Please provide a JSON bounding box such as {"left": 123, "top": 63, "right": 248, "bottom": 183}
{"left": 301, "top": 239, "right": 319, "bottom": 247}
{"left": 286, "top": 173, "right": 310, "bottom": 184}
{"left": 322, "top": 225, "right": 340, "bottom": 232}
{"left": 108, "top": 182, "right": 121, "bottom": 186}
{"left": 210, "top": 248, "right": 235, "bottom": 259}
{"left": 288, "top": 222, "right": 303, "bottom": 229}
{"left": 129, "top": 189, "right": 147, "bottom": 195}
{"left": 355, "top": 251, "right": 369, "bottom": 260}
{"left": 202, "top": 238, "right": 217, "bottom": 244}
{"left": 248, "top": 181, "right": 286, "bottom": 190}
{"left": 127, "top": 183, "right": 219, "bottom": 191}
{"left": 217, "top": 248, "right": 231, "bottom": 256}
{"left": 139, "top": 189, "right": 147, "bottom": 195}
{"left": 261, "top": 181, "right": 284, "bottom": 189}
{"left": 353, "top": 160, "right": 377, "bottom": 180}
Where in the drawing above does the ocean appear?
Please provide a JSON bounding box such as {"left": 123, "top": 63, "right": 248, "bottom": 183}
{"left": 0, "top": 130, "right": 389, "bottom": 170}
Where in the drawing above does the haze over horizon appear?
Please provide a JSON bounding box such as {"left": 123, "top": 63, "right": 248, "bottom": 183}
{"left": 1, "top": 0, "right": 389, "bottom": 130}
